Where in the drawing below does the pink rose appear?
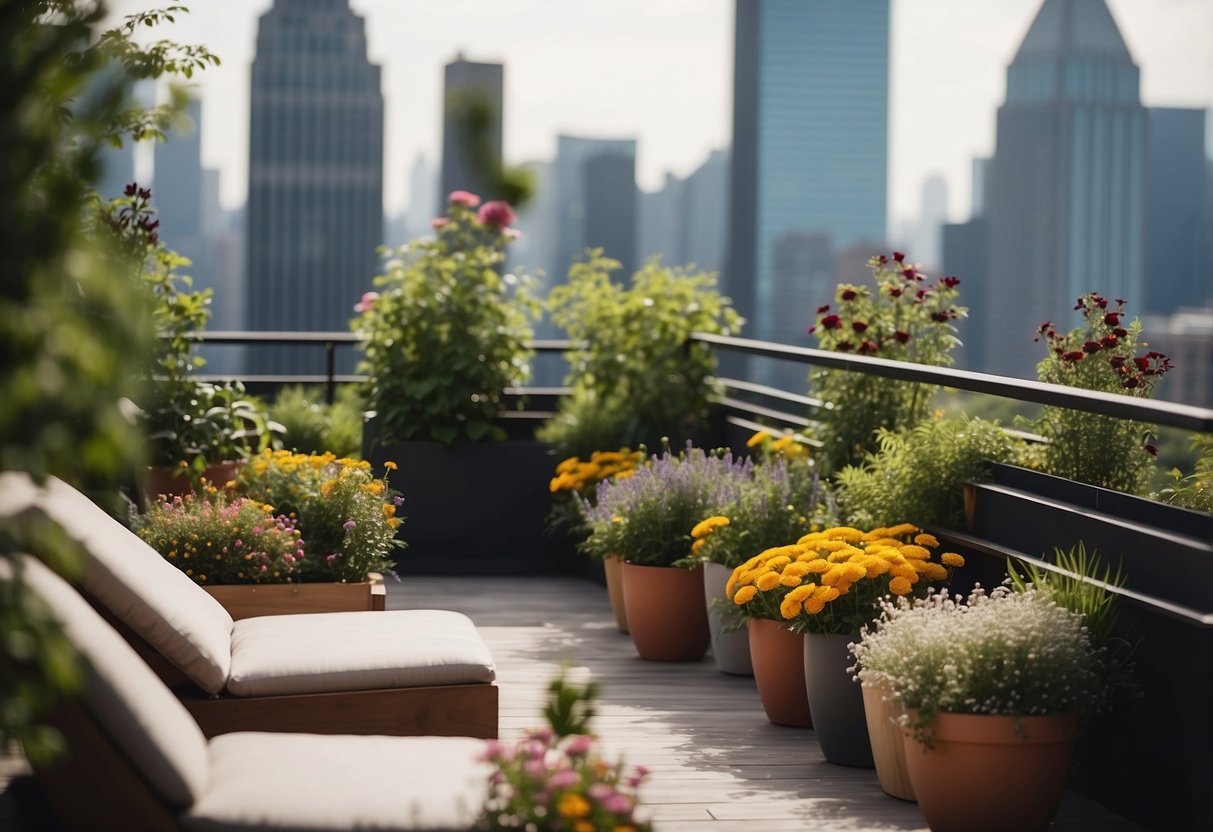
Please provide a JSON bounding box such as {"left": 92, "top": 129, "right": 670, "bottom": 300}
{"left": 477, "top": 200, "right": 516, "bottom": 228}
{"left": 353, "top": 291, "right": 379, "bottom": 313}
{"left": 447, "top": 190, "right": 481, "bottom": 207}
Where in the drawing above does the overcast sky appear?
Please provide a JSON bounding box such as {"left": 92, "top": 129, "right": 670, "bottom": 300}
{"left": 107, "top": 0, "right": 1213, "bottom": 225}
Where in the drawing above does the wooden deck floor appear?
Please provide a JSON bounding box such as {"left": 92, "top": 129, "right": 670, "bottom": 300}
{"left": 0, "top": 575, "right": 1142, "bottom": 831}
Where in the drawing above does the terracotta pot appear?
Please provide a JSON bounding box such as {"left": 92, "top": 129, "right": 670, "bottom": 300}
{"left": 142, "top": 460, "right": 244, "bottom": 505}
{"left": 621, "top": 563, "right": 709, "bottom": 662}
{"left": 747, "top": 618, "right": 811, "bottom": 727}
{"left": 603, "top": 555, "right": 629, "bottom": 633}
{"left": 861, "top": 679, "right": 914, "bottom": 800}
{"left": 703, "top": 562, "right": 752, "bottom": 675}
{"left": 903, "top": 712, "right": 1078, "bottom": 832}
{"left": 803, "top": 632, "right": 873, "bottom": 767}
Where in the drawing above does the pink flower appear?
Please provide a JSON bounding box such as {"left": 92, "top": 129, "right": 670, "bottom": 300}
{"left": 447, "top": 190, "right": 481, "bottom": 207}
{"left": 353, "top": 291, "right": 379, "bottom": 313}
{"left": 480, "top": 740, "right": 506, "bottom": 762}
{"left": 431, "top": 217, "right": 449, "bottom": 229}
{"left": 548, "top": 769, "right": 579, "bottom": 788}
{"left": 564, "top": 734, "right": 593, "bottom": 756}
{"left": 477, "top": 200, "right": 516, "bottom": 228}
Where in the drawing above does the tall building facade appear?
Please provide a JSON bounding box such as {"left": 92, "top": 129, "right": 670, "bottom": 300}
{"left": 246, "top": 0, "right": 383, "bottom": 374}
{"left": 727, "top": 0, "right": 889, "bottom": 357}
{"left": 639, "top": 149, "right": 730, "bottom": 275}
{"left": 439, "top": 57, "right": 503, "bottom": 210}
{"left": 553, "top": 135, "right": 638, "bottom": 281}
{"left": 983, "top": 0, "right": 1146, "bottom": 377}
{"left": 1144, "top": 107, "right": 1209, "bottom": 314}
{"left": 154, "top": 99, "right": 204, "bottom": 286}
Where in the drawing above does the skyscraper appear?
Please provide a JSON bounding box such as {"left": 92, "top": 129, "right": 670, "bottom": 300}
{"left": 727, "top": 0, "right": 889, "bottom": 353}
{"left": 246, "top": 0, "right": 383, "bottom": 375}
{"left": 439, "top": 56, "right": 503, "bottom": 210}
{"left": 154, "top": 99, "right": 204, "bottom": 286}
{"left": 553, "top": 135, "right": 638, "bottom": 281}
{"left": 1144, "top": 107, "right": 1209, "bottom": 314}
{"left": 983, "top": 0, "right": 1146, "bottom": 377}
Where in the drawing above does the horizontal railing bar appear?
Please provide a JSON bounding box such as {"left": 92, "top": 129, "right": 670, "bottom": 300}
{"left": 691, "top": 332, "right": 1213, "bottom": 434}
{"left": 713, "top": 376, "right": 825, "bottom": 410}
{"left": 198, "top": 331, "right": 576, "bottom": 353}
{"left": 716, "top": 395, "right": 812, "bottom": 429}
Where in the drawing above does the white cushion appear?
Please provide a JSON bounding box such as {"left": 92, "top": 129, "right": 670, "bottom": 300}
{"left": 181, "top": 732, "right": 490, "bottom": 832}
{"left": 227, "top": 610, "right": 496, "bottom": 697}
{"left": 12, "top": 555, "right": 211, "bottom": 807}
{"left": 36, "top": 476, "right": 235, "bottom": 694}
{"left": 0, "top": 471, "right": 41, "bottom": 517}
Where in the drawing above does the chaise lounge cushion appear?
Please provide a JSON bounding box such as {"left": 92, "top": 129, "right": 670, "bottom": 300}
{"left": 182, "top": 733, "right": 489, "bottom": 832}
{"left": 35, "top": 476, "right": 236, "bottom": 694}
{"left": 228, "top": 609, "right": 496, "bottom": 697}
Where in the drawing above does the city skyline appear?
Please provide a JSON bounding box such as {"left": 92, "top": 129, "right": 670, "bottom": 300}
{"left": 105, "top": 0, "right": 1213, "bottom": 230}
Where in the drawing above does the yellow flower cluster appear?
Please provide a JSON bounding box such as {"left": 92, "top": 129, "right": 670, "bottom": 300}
{"left": 727, "top": 525, "right": 964, "bottom": 624}
{"left": 689, "top": 515, "right": 729, "bottom": 556}
{"left": 549, "top": 449, "right": 644, "bottom": 494}
{"left": 745, "top": 430, "right": 810, "bottom": 460}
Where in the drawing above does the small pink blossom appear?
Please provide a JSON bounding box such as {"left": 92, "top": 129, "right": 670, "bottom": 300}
{"left": 447, "top": 190, "right": 481, "bottom": 207}
{"left": 430, "top": 217, "right": 449, "bottom": 229}
{"left": 477, "top": 200, "right": 516, "bottom": 228}
{"left": 564, "top": 734, "right": 593, "bottom": 756}
{"left": 548, "top": 769, "right": 579, "bottom": 788}
{"left": 353, "top": 291, "right": 379, "bottom": 313}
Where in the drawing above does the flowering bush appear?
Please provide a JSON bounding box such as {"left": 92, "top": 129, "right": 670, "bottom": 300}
{"left": 479, "top": 670, "right": 651, "bottom": 832}
{"left": 235, "top": 450, "right": 402, "bottom": 583}
{"left": 851, "top": 585, "right": 1103, "bottom": 746}
{"left": 580, "top": 444, "right": 751, "bottom": 566}
{"left": 726, "top": 525, "right": 963, "bottom": 634}
{"left": 355, "top": 191, "right": 538, "bottom": 445}
{"left": 135, "top": 486, "right": 304, "bottom": 585}
{"left": 744, "top": 429, "right": 812, "bottom": 462}
{"left": 1034, "top": 293, "right": 1172, "bottom": 494}
{"left": 549, "top": 450, "right": 644, "bottom": 496}
{"left": 808, "top": 252, "right": 965, "bottom": 474}
{"left": 685, "top": 455, "right": 829, "bottom": 571}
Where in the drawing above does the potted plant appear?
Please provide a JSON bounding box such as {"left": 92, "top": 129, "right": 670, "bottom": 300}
{"left": 852, "top": 584, "right": 1105, "bottom": 832}
{"left": 547, "top": 449, "right": 644, "bottom": 632}
{"left": 541, "top": 250, "right": 742, "bottom": 455}
{"left": 357, "top": 193, "right": 556, "bottom": 574}
{"left": 684, "top": 433, "right": 826, "bottom": 675}
{"left": 580, "top": 444, "right": 751, "bottom": 661}
{"left": 728, "top": 524, "right": 962, "bottom": 765}
{"left": 807, "top": 252, "right": 965, "bottom": 475}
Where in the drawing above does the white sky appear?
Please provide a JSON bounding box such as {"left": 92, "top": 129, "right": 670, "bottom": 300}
{"left": 107, "top": 0, "right": 1213, "bottom": 225}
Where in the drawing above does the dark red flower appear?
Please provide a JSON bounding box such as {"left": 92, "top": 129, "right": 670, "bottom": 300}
{"left": 893, "top": 251, "right": 905, "bottom": 263}
{"left": 1123, "top": 377, "right": 1140, "bottom": 389}
{"left": 902, "top": 267, "right": 919, "bottom": 281}
{"left": 1082, "top": 341, "right": 1102, "bottom": 354}
{"left": 1133, "top": 356, "right": 1150, "bottom": 372}
{"left": 840, "top": 289, "right": 858, "bottom": 301}
{"left": 852, "top": 321, "right": 869, "bottom": 333}
{"left": 1115, "top": 298, "right": 1126, "bottom": 306}
{"left": 817, "top": 305, "right": 831, "bottom": 314}
{"left": 877, "top": 255, "right": 889, "bottom": 265}
{"left": 137, "top": 186, "right": 151, "bottom": 200}
{"left": 941, "top": 276, "right": 960, "bottom": 288}
{"left": 807, "top": 325, "right": 816, "bottom": 334}
{"left": 857, "top": 339, "right": 880, "bottom": 355}
{"left": 1038, "top": 321, "right": 1053, "bottom": 334}
{"left": 821, "top": 315, "right": 842, "bottom": 330}
{"left": 1108, "top": 355, "right": 1126, "bottom": 368}
{"left": 1062, "top": 351, "right": 1085, "bottom": 362}
{"left": 1144, "top": 443, "right": 1158, "bottom": 457}
{"left": 888, "top": 287, "right": 903, "bottom": 298}
{"left": 1095, "top": 296, "right": 1108, "bottom": 309}
{"left": 893, "top": 331, "right": 911, "bottom": 344}
{"left": 1113, "top": 327, "right": 1128, "bottom": 338}
{"left": 124, "top": 182, "right": 137, "bottom": 197}
{"left": 1104, "top": 312, "right": 1120, "bottom": 327}
{"left": 931, "top": 311, "right": 950, "bottom": 322}
{"left": 835, "top": 341, "right": 853, "bottom": 352}
{"left": 1100, "top": 335, "right": 1119, "bottom": 349}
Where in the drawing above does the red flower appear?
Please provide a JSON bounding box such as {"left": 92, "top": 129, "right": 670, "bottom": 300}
{"left": 1095, "top": 296, "right": 1108, "bottom": 309}
{"left": 888, "top": 287, "right": 903, "bottom": 298}
{"left": 840, "top": 289, "right": 858, "bottom": 301}
{"left": 124, "top": 182, "right": 137, "bottom": 197}
{"left": 816, "top": 305, "right": 831, "bottom": 314}
{"left": 893, "top": 331, "right": 911, "bottom": 344}
{"left": 1062, "top": 351, "right": 1085, "bottom": 362}
{"left": 1038, "top": 321, "right": 1053, "bottom": 334}
{"left": 1099, "top": 335, "right": 1119, "bottom": 349}
{"left": 1108, "top": 355, "right": 1126, "bottom": 368}
{"left": 877, "top": 255, "right": 889, "bottom": 265}
{"left": 821, "top": 315, "right": 842, "bottom": 330}
{"left": 1123, "top": 377, "right": 1140, "bottom": 389}
{"left": 930, "top": 311, "right": 950, "bottom": 323}
{"left": 1113, "top": 327, "right": 1128, "bottom": 338}
{"left": 902, "top": 267, "right": 919, "bottom": 281}
{"left": 1104, "top": 312, "right": 1120, "bottom": 327}
{"left": 857, "top": 339, "right": 880, "bottom": 355}
{"left": 835, "top": 341, "right": 854, "bottom": 352}
{"left": 893, "top": 251, "right": 905, "bottom": 263}
{"left": 852, "top": 321, "right": 869, "bottom": 333}
{"left": 477, "top": 200, "right": 516, "bottom": 228}
{"left": 1144, "top": 443, "right": 1158, "bottom": 456}
{"left": 940, "top": 276, "right": 960, "bottom": 288}
{"left": 1133, "top": 356, "right": 1150, "bottom": 372}
{"left": 1082, "top": 341, "right": 1102, "bottom": 354}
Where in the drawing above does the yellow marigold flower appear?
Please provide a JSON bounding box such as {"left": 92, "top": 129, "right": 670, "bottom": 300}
{"left": 382, "top": 503, "right": 396, "bottom": 519}
{"left": 771, "top": 436, "right": 792, "bottom": 452}
{"left": 804, "top": 598, "right": 825, "bottom": 614}
{"left": 866, "top": 537, "right": 903, "bottom": 548}
{"left": 810, "top": 539, "right": 850, "bottom": 553}
{"left": 690, "top": 538, "right": 706, "bottom": 554}
{"left": 558, "top": 793, "right": 591, "bottom": 819}
{"left": 733, "top": 585, "right": 758, "bottom": 604}
{"left": 914, "top": 532, "right": 939, "bottom": 548}
{"left": 824, "top": 526, "right": 864, "bottom": 542}
{"left": 862, "top": 527, "right": 890, "bottom": 541}
{"left": 780, "top": 596, "right": 802, "bottom": 618}
{"left": 801, "top": 558, "right": 830, "bottom": 573}
{"left": 786, "top": 584, "right": 815, "bottom": 602}
{"left": 755, "top": 571, "right": 782, "bottom": 591}
{"left": 363, "top": 481, "right": 385, "bottom": 496}
{"left": 861, "top": 557, "right": 891, "bottom": 578}
{"left": 223, "top": 480, "right": 237, "bottom": 490}
{"left": 389, "top": 518, "right": 401, "bottom": 529}
{"left": 886, "top": 522, "right": 920, "bottom": 537}
{"left": 918, "top": 562, "right": 950, "bottom": 581}
{"left": 613, "top": 469, "right": 637, "bottom": 480}
{"left": 899, "top": 544, "right": 931, "bottom": 560}
{"left": 760, "top": 545, "right": 802, "bottom": 561}
{"left": 840, "top": 562, "right": 867, "bottom": 582}
{"left": 815, "top": 586, "right": 841, "bottom": 603}
{"left": 763, "top": 555, "right": 792, "bottom": 571}
{"left": 889, "top": 576, "right": 914, "bottom": 595}
{"left": 320, "top": 480, "right": 336, "bottom": 497}
{"left": 780, "top": 574, "right": 802, "bottom": 588}
{"left": 575, "top": 822, "right": 594, "bottom": 832}
{"left": 782, "top": 562, "right": 810, "bottom": 578}
{"left": 797, "top": 531, "right": 827, "bottom": 545}
{"left": 821, "top": 566, "right": 845, "bottom": 586}
{"left": 746, "top": 431, "right": 771, "bottom": 448}
{"left": 941, "top": 552, "right": 966, "bottom": 568}
{"left": 691, "top": 516, "right": 730, "bottom": 539}
{"left": 384, "top": 460, "right": 398, "bottom": 471}
{"left": 891, "top": 564, "right": 919, "bottom": 582}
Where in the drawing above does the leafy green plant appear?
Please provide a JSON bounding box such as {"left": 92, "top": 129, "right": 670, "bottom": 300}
{"left": 1033, "top": 293, "right": 1171, "bottom": 494}
{"left": 807, "top": 252, "right": 965, "bottom": 475}
{"left": 270, "top": 384, "right": 364, "bottom": 458}
{"left": 356, "top": 192, "right": 538, "bottom": 445}
{"left": 1006, "top": 542, "right": 1124, "bottom": 648}
{"left": 1157, "top": 434, "right": 1213, "bottom": 513}
{"left": 542, "top": 250, "right": 743, "bottom": 454}
{"left": 834, "top": 415, "right": 1016, "bottom": 530}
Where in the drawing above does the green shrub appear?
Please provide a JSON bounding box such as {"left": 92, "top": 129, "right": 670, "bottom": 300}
{"left": 271, "top": 385, "right": 364, "bottom": 458}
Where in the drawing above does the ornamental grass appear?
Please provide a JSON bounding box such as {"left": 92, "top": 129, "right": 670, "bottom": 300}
{"left": 726, "top": 524, "right": 963, "bottom": 635}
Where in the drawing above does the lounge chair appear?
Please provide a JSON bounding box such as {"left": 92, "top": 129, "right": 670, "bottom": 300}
{"left": 0, "top": 473, "right": 498, "bottom": 739}
{"left": 9, "top": 554, "right": 491, "bottom": 832}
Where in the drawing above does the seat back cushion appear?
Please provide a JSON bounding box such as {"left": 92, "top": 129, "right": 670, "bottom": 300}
{"left": 34, "top": 476, "right": 234, "bottom": 694}
{"left": 11, "top": 555, "right": 211, "bottom": 808}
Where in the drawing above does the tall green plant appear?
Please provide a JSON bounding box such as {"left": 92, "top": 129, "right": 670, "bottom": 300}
{"left": 807, "top": 252, "right": 965, "bottom": 475}
{"left": 543, "top": 250, "right": 742, "bottom": 453}
{"left": 1158, "top": 434, "right": 1213, "bottom": 513}
{"left": 356, "top": 193, "right": 538, "bottom": 444}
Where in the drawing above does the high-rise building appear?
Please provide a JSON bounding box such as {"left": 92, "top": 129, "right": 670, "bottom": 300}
{"left": 727, "top": 0, "right": 889, "bottom": 353}
{"left": 639, "top": 172, "right": 687, "bottom": 269}
{"left": 1145, "top": 108, "right": 1209, "bottom": 314}
{"left": 941, "top": 219, "right": 990, "bottom": 369}
{"left": 245, "top": 0, "right": 384, "bottom": 375}
{"left": 982, "top": 0, "right": 1146, "bottom": 377}
{"left": 638, "top": 149, "right": 730, "bottom": 276}
{"left": 553, "top": 135, "right": 638, "bottom": 280}
{"left": 439, "top": 56, "right": 503, "bottom": 210}
{"left": 154, "top": 99, "right": 204, "bottom": 282}
{"left": 1142, "top": 307, "right": 1213, "bottom": 406}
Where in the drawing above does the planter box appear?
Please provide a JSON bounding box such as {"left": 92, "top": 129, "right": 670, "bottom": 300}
{"left": 203, "top": 579, "right": 383, "bottom": 620}
{"left": 363, "top": 415, "right": 578, "bottom": 576}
